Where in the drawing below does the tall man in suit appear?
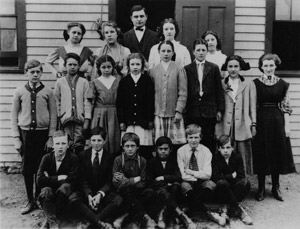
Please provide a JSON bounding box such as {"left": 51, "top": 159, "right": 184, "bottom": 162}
{"left": 69, "top": 127, "right": 122, "bottom": 228}
{"left": 123, "top": 5, "right": 160, "bottom": 61}
{"left": 37, "top": 130, "right": 80, "bottom": 228}
{"left": 185, "top": 39, "right": 225, "bottom": 154}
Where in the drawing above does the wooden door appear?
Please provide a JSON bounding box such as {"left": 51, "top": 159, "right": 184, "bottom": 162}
{"left": 175, "top": 0, "right": 235, "bottom": 55}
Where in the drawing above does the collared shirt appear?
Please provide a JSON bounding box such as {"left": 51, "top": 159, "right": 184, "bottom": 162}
{"left": 228, "top": 77, "right": 240, "bottom": 102}
{"left": 130, "top": 73, "right": 141, "bottom": 84}
{"left": 55, "top": 154, "right": 66, "bottom": 171}
{"left": 29, "top": 82, "right": 41, "bottom": 89}
{"left": 91, "top": 149, "right": 103, "bottom": 165}
{"left": 134, "top": 26, "right": 146, "bottom": 42}
{"left": 161, "top": 60, "right": 171, "bottom": 71}
{"left": 161, "top": 161, "right": 167, "bottom": 169}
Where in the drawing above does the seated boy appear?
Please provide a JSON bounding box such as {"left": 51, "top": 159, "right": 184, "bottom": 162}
{"left": 112, "top": 132, "right": 157, "bottom": 228}
{"left": 177, "top": 124, "right": 225, "bottom": 226}
{"left": 70, "top": 127, "right": 122, "bottom": 228}
{"left": 212, "top": 135, "right": 252, "bottom": 225}
{"left": 147, "top": 136, "right": 196, "bottom": 229}
{"left": 37, "top": 130, "right": 80, "bottom": 228}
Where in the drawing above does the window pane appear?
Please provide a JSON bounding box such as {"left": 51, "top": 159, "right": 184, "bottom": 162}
{"left": 0, "top": 0, "right": 15, "bottom": 15}
{"left": 0, "top": 29, "right": 17, "bottom": 51}
{"left": 0, "top": 17, "right": 16, "bottom": 28}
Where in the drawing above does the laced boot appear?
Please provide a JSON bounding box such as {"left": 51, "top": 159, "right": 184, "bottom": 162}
{"left": 256, "top": 175, "right": 265, "bottom": 201}
{"left": 157, "top": 207, "right": 166, "bottom": 229}
{"left": 272, "top": 184, "right": 283, "bottom": 201}
{"left": 175, "top": 207, "right": 197, "bottom": 229}
{"left": 238, "top": 205, "right": 253, "bottom": 225}
{"left": 113, "top": 213, "right": 129, "bottom": 229}
{"left": 143, "top": 214, "right": 157, "bottom": 229}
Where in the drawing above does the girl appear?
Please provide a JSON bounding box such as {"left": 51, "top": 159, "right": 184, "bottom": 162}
{"left": 148, "top": 18, "right": 191, "bottom": 69}
{"left": 215, "top": 55, "right": 256, "bottom": 175}
{"left": 149, "top": 40, "right": 187, "bottom": 151}
{"left": 116, "top": 53, "right": 154, "bottom": 160}
{"left": 45, "top": 22, "right": 94, "bottom": 80}
{"left": 252, "top": 53, "right": 296, "bottom": 202}
{"left": 93, "top": 19, "right": 131, "bottom": 77}
{"left": 86, "top": 55, "right": 121, "bottom": 154}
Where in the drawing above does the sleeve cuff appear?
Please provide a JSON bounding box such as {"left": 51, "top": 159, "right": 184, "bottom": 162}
{"left": 98, "top": 190, "right": 105, "bottom": 198}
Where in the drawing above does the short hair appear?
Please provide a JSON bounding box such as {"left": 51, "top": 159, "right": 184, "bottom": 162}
{"left": 217, "top": 135, "right": 234, "bottom": 148}
{"left": 221, "top": 55, "right": 251, "bottom": 71}
{"left": 155, "top": 136, "right": 173, "bottom": 148}
{"left": 186, "top": 124, "right": 202, "bottom": 136}
{"left": 94, "top": 20, "right": 122, "bottom": 40}
{"left": 158, "top": 40, "right": 175, "bottom": 53}
{"left": 53, "top": 130, "right": 68, "bottom": 139}
{"left": 24, "top": 59, "right": 43, "bottom": 72}
{"left": 158, "top": 18, "right": 179, "bottom": 41}
{"left": 90, "top": 126, "right": 107, "bottom": 140}
{"left": 130, "top": 5, "right": 147, "bottom": 16}
{"left": 64, "top": 52, "right": 81, "bottom": 66}
{"left": 258, "top": 53, "right": 282, "bottom": 73}
{"left": 63, "top": 22, "right": 86, "bottom": 42}
{"left": 126, "top": 52, "right": 146, "bottom": 70}
{"left": 201, "top": 30, "right": 222, "bottom": 50}
{"left": 121, "top": 132, "right": 140, "bottom": 147}
{"left": 96, "top": 55, "right": 116, "bottom": 76}
{"left": 193, "top": 38, "right": 208, "bottom": 50}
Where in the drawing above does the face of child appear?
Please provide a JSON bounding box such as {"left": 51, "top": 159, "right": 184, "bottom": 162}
{"left": 193, "top": 44, "right": 208, "bottom": 62}
{"left": 68, "top": 26, "right": 83, "bottom": 44}
{"left": 129, "top": 58, "right": 142, "bottom": 75}
{"left": 103, "top": 26, "right": 118, "bottom": 45}
{"left": 187, "top": 133, "right": 201, "bottom": 149}
{"left": 227, "top": 60, "right": 240, "bottom": 79}
{"left": 261, "top": 59, "right": 276, "bottom": 77}
{"left": 123, "top": 140, "right": 139, "bottom": 157}
{"left": 131, "top": 10, "right": 147, "bottom": 28}
{"left": 100, "top": 61, "right": 113, "bottom": 77}
{"left": 163, "top": 22, "right": 176, "bottom": 41}
{"left": 65, "top": 58, "right": 79, "bottom": 76}
{"left": 218, "top": 141, "right": 233, "bottom": 160}
{"left": 53, "top": 135, "right": 69, "bottom": 158}
{"left": 159, "top": 44, "right": 174, "bottom": 62}
{"left": 205, "top": 34, "right": 218, "bottom": 52}
{"left": 157, "top": 144, "right": 171, "bottom": 161}
{"left": 90, "top": 134, "right": 105, "bottom": 152}
{"left": 26, "top": 66, "right": 42, "bottom": 85}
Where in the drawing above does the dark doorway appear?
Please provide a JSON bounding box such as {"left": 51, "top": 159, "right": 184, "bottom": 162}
{"left": 116, "top": 0, "right": 176, "bottom": 34}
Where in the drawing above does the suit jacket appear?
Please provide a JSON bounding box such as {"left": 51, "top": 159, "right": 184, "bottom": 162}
{"left": 78, "top": 147, "right": 114, "bottom": 197}
{"left": 215, "top": 76, "right": 256, "bottom": 141}
{"left": 212, "top": 151, "right": 245, "bottom": 184}
{"left": 185, "top": 61, "right": 225, "bottom": 119}
{"left": 123, "top": 28, "right": 159, "bottom": 60}
{"left": 146, "top": 156, "right": 181, "bottom": 189}
{"left": 37, "top": 151, "right": 80, "bottom": 190}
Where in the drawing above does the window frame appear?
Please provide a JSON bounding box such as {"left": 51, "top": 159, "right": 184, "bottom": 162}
{"left": 0, "top": 0, "right": 26, "bottom": 73}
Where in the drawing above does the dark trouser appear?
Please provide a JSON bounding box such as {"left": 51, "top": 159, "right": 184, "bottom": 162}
{"left": 39, "top": 183, "right": 73, "bottom": 222}
{"left": 157, "top": 183, "right": 181, "bottom": 211}
{"left": 63, "top": 121, "right": 85, "bottom": 155}
{"left": 258, "top": 173, "right": 280, "bottom": 189}
{"left": 20, "top": 129, "right": 49, "bottom": 202}
{"left": 69, "top": 192, "right": 123, "bottom": 225}
{"left": 215, "top": 179, "right": 250, "bottom": 207}
{"left": 187, "top": 116, "right": 217, "bottom": 154}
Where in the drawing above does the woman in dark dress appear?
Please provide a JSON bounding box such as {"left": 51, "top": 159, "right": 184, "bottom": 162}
{"left": 253, "top": 53, "right": 295, "bottom": 202}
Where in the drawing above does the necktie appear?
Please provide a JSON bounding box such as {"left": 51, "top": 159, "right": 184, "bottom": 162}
{"left": 93, "top": 152, "right": 99, "bottom": 175}
{"left": 198, "top": 62, "right": 204, "bottom": 97}
{"left": 189, "top": 148, "right": 198, "bottom": 171}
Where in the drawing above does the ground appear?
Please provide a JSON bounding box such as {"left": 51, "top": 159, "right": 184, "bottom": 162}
{"left": 1, "top": 171, "right": 300, "bottom": 229}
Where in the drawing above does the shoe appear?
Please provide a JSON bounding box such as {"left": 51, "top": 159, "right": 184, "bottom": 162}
{"left": 76, "top": 221, "right": 90, "bottom": 229}
{"left": 207, "top": 211, "right": 226, "bottom": 226}
{"left": 272, "top": 185, "right": 284, "bottom": 201}
{"left": 113, "top": 213, "right": 129, "bottom": 229}
{"left": 239, "top": 206, "right": 253, "bottom": 225}
{"left": 98, "top": 220, "right": 114, "bottom": 229}
{"left": 256, "top": 188, "right": 265, "bottom": 201}
{"left": 126, "top": 222, "right": 140, "bottom": 229}
{"left": 143, "top": 214, "right": 157, "bottom": 229}
{"left": 40, "top": 220, "right": 50, "bottom": 229}
{"left": 157, "top": 208, "right": 166, "bottom": 229}
{"left": 219, "top": 205, "right": 229, "bottom": 223}
{"left": 21, "top": 201, "right": 35, "bottom": 215}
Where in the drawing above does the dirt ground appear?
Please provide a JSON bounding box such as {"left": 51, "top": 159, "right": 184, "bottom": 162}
{"left": 1, "top": 171, "right": 300, "bottom": 229}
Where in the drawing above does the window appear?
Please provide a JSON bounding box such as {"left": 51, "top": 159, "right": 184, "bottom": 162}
{"left": 0, "top": 0, "right": 26, "bottom": 72}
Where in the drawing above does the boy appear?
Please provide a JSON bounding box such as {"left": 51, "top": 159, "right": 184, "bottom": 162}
{"left": 112, "top": 132, "right": 157, "bottom": 228}
{"left": 177, "top": 124, "right": 225, "bottom": 226}
{"left": 11, "top": 59, "right": 57, "bottom": 214}
{"left": 212, "top": 135, "right": 252, "bottom": 225}
{"left": 146, "top": 136, "right": 196, "bottom": 229}
{"left": 37, "top": 130, "right": 80, "bottom": 228}
{"left": 70, "top": 127, "right": 122, "bottom": 228}
{"left": 54, "top": 53, "right": 91, "bottom": 154}
{"left": 184, "top": 39, "right": 224, "bottom": 154}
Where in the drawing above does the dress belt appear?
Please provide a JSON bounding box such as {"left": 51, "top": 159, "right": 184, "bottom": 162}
{"left": 95, "top": 104, "right": 116, "bottom": 108}
{"left": 260, "top": 103, "right": 278, "bottom": 107}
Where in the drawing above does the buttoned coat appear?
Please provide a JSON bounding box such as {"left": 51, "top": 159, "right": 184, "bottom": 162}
{"left": 215, "top": 76, "right": 256, "bottom": 141}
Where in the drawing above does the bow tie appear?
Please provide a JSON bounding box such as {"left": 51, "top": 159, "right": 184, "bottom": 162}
{"left": 135, "top": 27, "right": 144, "bottom": 32}
{"left": 267, "top": 75, "right": 272, "bottom": 80}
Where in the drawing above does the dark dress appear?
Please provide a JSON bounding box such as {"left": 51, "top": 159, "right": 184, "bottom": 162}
{"left": 252, "top": 78, "right": 295, "bottom": 175}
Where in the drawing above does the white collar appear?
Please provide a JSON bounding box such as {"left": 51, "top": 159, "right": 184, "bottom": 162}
{"left": 195, "top": 59, "right": 205, "bottom": 65}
